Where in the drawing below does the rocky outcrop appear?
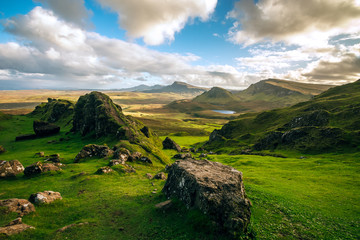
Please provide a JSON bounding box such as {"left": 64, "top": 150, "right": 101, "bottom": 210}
{"left": 0, "top": 218, "right": 35, "bottom": 236}
{"left": 0, "top": 160, "right": 24, "bottom": 178}
{"left": 128, "top": 152, "right": 142, "bottom": 162}
{"left": 0, "top": 199, "right": 35, "bottom": 216}
{"left": 30, "top": 98, "right": 74, "bottom": 123}
{"left": 154, "top": 172, "right": 166, "bottom": 180}
{"left": 113, "top": 148, "right": 131, "bottom": 162}
{"left": 163, "top": 159, "right": 251, "bottom": 235}
{"left": 45, "top": 154, "right": 61, "bottom": 163}
{"left": 162, "top": 137, "right": 182, "bottom": 152}
{"left": 74, "top": 144, "right": 113, "bottom": 162}
{"left": 29, "top": 191, "right": 62, "bottom": 204}
{"left": 96, "top": 166, "right": 114, "bottom": 174}
{"left": 283, "top": 110, "right": 329, "bottom": 129}
{"left": 33, "top": 120, "right": 60, "bottom": 137}
{"left": 24, "top": 162, "right": 61, "bottom": 176}
{"left": 173, "top": 153, "right": 193, "bottom": 160}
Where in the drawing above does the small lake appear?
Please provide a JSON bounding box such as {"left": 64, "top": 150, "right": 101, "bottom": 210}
{"left": 212, "top": 110, "right": 236, "bottom": 114}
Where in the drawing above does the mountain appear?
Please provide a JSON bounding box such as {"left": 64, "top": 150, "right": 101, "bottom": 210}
{"left": 193, "top": 87, "right": 238, "bottom": 105}
{"left": 118, "top": 84, "right": 164, "bottom": 92}
{"left": 167, "top": 79, "right": 332, "bottom": 116}
{"left": 206, "top": 79, "right": 360, "bottom": 153}
{"left": 142, "top": 81, "right": 208, "bottom": 94}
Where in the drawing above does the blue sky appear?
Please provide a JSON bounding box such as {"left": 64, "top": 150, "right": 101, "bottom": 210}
{"left": 0, "top": 0, "right": 359, "bottom": 89}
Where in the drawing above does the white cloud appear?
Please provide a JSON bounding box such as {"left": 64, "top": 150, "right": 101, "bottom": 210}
{"left": 228, "top": 0, "right": 360, "bottom": 47}
{"left": 34, "top": 0, "right": 91, "bottom": 28}
{"left": 95, "top": 0, "right": 217, "bottom": 45}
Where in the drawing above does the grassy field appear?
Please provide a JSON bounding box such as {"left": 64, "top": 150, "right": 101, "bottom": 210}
{"left": 0, "top": 92, "right": 359, "bottom": 239}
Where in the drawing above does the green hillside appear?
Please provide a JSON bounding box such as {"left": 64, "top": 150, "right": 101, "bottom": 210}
{"left": 193, "top": 87, "right": 239, "bottom": 105}
{"left": 206, "top": 79, "right": 360, "bottom": 153}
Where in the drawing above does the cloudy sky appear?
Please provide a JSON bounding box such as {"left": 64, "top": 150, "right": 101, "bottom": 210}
{"left": 0, "top": 0, "right": 359, "bottom": 90}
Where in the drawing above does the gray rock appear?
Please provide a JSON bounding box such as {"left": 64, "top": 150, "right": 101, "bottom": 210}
{"left": 74, "top": 144, "right": 113, "bottom": 162}
{"left": 24, "top": 162, "right": 61, "bottom": 176}
{"left": 146, "top": 173, "right": 153, "bottom": 179}
{"left": 113, "top": 148, "right": 130, "bottom": 162}
{"left": 0, "top": 199, "right": 35, "bottom": 216}
{"left": 96, "top": 166, "right": 114, "bottom": 174}
{"left": 173, "top": 153, "right": 192, "bottom": 159}
{"left": 0, "top": 218, "right": 35, "bottom": 236}
{"left": 0, "top": 160, "right": 24, "bottom": 178}
{"left": 34, "top": 152, "right": 45, "bottom": 157}
{"left": 45, "top": 154, "right": 61, "bottom": 163}
{"left": 162, "top": 137, "right": 182, "bottom": 152}
{"left": 29, "top": 191, "right": 62, "bottom": 204}
{"left": 163, "top": 159, "right": 251, "bottom": 235}
{"left": 154, "top": 172, "right": 166, "bottom": 180}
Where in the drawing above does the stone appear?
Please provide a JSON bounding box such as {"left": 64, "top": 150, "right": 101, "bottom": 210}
{"left": 140, "top": 126, "right": 150, "bottom": 138}
{"left": 162, "top": 137, "right": 182, "bottom": 152}
{"left": 57, "top": 222, "right": 90, "bottom": 232}
{"left": 0, "top": 145, "right": 5, "bottom": 154}
{"left": 45, "top": 154, "right": 61, "bottom": 163}
{"left": 128, "top": 152, "right": 142, "bottom": 162}
{"left": 181, "top": 147, "right": 189, "bottom": 152}
{"left": 284, "top": 110, "right": 330, "bottom": 129}
{"left": 109, "top": 159, "right": 124, "bottom": 166}
{"left": 146, "top": 173, "right": 153, "bottom": 179}
{"left": 139, "top": 157, "right": 152, "bottom": 164}
{"left": 33, "top": 120, "right": 60, "bottom": 137}
{"left": 0, "top": 160, "right": 24, "bottom": 178}
{"left": 42, "top": 163, "right": 61, "bottom": 172}
{"left": 24, "top": 162, "right": 60, "bottom": 176}
{"left": 34, "top": 152, "right": 45, "bottom": 157}
{"left": 163, "top": 159, "right": 251, "bottom": 235}
{"left": 154, "top": 172, "right": 166, "bottom": 180}
{"left": 155, "top": 200, "right": 173, "bottom": 211}
{"left": 96, "top": 166, "right": 113, "bottom": 174}
{"left": 199, "top": 153, "right": 207, "bottom": 158}
{"left": 15, "top": 134, "right": 37, "bottom": 141}
{"left": 29, "top": 191, "right": 62, "bottom": 204}
{"left": 113, "top": 148, "right": 130, "bottom": 162}
{"left": 0, "top": 218, "right": 35, "bottom": 236}
{"left": 0, "top": 199, "right": 35, "bottom": 216}
{"left": 74, "top": 144, "right": 113, "bottom": 162}
{"left": 173, "top": 153, "right": 192, "bottom": 160}
{"left": 30, "top": 98, "right": 74, "bottom": 123}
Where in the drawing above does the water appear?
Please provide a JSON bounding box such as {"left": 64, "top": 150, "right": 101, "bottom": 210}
{"left": 212, "top": 110, "right": 236, "bottom": 114}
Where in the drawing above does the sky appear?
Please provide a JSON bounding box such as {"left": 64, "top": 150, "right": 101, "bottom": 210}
{"left": 0, "top": 0, "right": 359, "bottom": 90}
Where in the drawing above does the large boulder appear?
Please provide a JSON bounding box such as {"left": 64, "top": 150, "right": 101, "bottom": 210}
{"left": 24, "top": 162, "right": 61, "bottom": 176}
{"left": 163, "top": 159, "right": 251, "bottom": 235}
{"left": 29, "top": 191, "right": 62, "bottom": 204}
{"left": 33, "top": 120, "right": 60, "bottom": 137}
{"left": 0, "top": 218, "right": 35, "bottom": 236}
{"left": 15, "top": 134, "right": 37, "bottom": 141}
{"left": 113, "top": 147, "right": 131, "bottom": 162}
{"left": 0, "top": 160, "right": 24, "bottom": 178}
{"left": 74, "top": 144, "right": 113, "bottom": 162}
{"left": 0, "top": 199, "right": 35, "bottom": 216}
{"left": 162, "top": 137, "right": 182, "bottom": 152}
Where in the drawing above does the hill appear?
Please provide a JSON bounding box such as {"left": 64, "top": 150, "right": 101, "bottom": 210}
{"left": 143, "top": 81, "right": 207, "bottom": 94}
{"left": 167, "top": 79, "right": 332, "bottom": 116}
{"left": 206, "top": 79, "right": 360, "bottom": 153}
{"left": 192, "top": 87, "right": 238, "bottom": 105}
{"left": 117, "top": 84, "right": 164, "bottom": 92}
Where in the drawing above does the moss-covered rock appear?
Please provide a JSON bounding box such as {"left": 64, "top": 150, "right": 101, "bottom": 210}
{"left": 30, "top": 98, "right": 74, "bottom": 124}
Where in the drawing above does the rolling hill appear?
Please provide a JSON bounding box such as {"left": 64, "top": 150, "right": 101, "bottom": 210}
{"left": 206, "top": 79, "right": 360, "bottom": 153}
{"left": 167, "top": 79, "right": 333, "bottom": 116}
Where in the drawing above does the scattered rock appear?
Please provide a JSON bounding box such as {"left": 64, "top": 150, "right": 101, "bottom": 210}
{"left": 162, "top": 137, "right": 182, "bottom": 152}
{"left": 56, "top": 222, "right": 90, "bottom": 233}
{"left": 113, "top": 148, "right": 130, "bottom": 162}
{"left": 122, "top": 164, "right": 136, "bottom": 173}
{"left": 139, "top": 157, "right": 152, "bottom": 164}
{"left": 128, "top": 152, "right": 142, "bottom": 162}
{"left": 29, "top": 191, "right": 62, "bottom": 204}
{"left": 154, "top": 172, "right": 166, "bottom": 180}
{"left": 24, "top": 162, "right": 61, "bottom": 176}
{"left": 15, "top": 134, "right": 37, "bottom": 141}
{"left": 34, "top": 152, "right": 45, "bottom": 157}
{"left": 45, "top": 154, "right": 61, "bottom": 163}
{"left": 155, "top": 200, "right": 173, "bottom": 211}
{"left": 0, "top": 199, "right": 35, "bottom": 216}
{"left": 96, "top": 166, "right": 114, "bottom": 174}
{"left": 163, "top": 159, "right": 251, "bottom": 235}
{"left": 0, "top": 160, "right": 24, "bottom": 178}
{"left": 33, "top": 120, "right": 60, "bottom": 137}
{"left": 173, "top": 153, "right": 192, "bottom": 159}
{"left": 146, "top": 173, "right": 153, "bottom": 179}
{"left": 74, "top": 144, "right": 113, "bottom": 162}
{"left": 42, "top": 163, "right": 61, "bottom": 172}
{"left": 0, "top": 145, "right": 5, "bottom": 154}
{"left": 181, "top": 147, "right": 189, "bottom": 152}
{"left": 109, "top": 159, "right": 124, "bottom": 166}
{"left": 199, "top": 153, "right": 207, "bottom": 158}
{"left": 0, "top": 218, "right": 35, "bottom": 236}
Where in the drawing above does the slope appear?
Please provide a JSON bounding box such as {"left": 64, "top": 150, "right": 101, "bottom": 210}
{"left": 143, "top": 81, "right": 207, "bottom": 94}
{"left": 206, "top": 79, "right": 360, "bottom": 153}
{"left": 192, "top": 87, "right": 239, "bottom": 105}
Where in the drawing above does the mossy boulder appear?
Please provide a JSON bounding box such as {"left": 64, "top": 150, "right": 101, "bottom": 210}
{"left": 30, "top": 98, "right": 74, "bottom": 123}
{"left": 33, "top": 120, "right": 60, "bottom": 137}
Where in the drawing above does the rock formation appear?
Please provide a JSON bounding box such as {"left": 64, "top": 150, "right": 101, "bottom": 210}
{"left": 162, "top": 137, "right": 182, "bottom": 152}
{"left": 0, "top": 218, "right": 35, "bottom": 236}
{"left": 30, "top": 98, "right": 74, "bottom": 123}
{"left": 74, "top": 144, "right": 113, "bottom": 162}
{"left": 29, "top": 191, "right": 62, "bottom": 204}
{"left": 96, "top": 166, "right": 113, "bottom": 174}
{"left": 0, "top": 160, "right": 24, "bottom": 178}
{"left": 163, "top": 159, "right": 251, "bottom": 235}
{"left": 24, "top": 162, "right": 61, "bottom": 176}
{"left": 33, "top": 120, "right": 60, "bottom": 137}
{"left": 0, "top": 199, "right": 35, "bottom": 216}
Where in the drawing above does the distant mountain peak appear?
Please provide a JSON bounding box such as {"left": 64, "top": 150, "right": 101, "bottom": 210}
{"left": 142, "top": 81, "right": 207, "bottom": 94}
